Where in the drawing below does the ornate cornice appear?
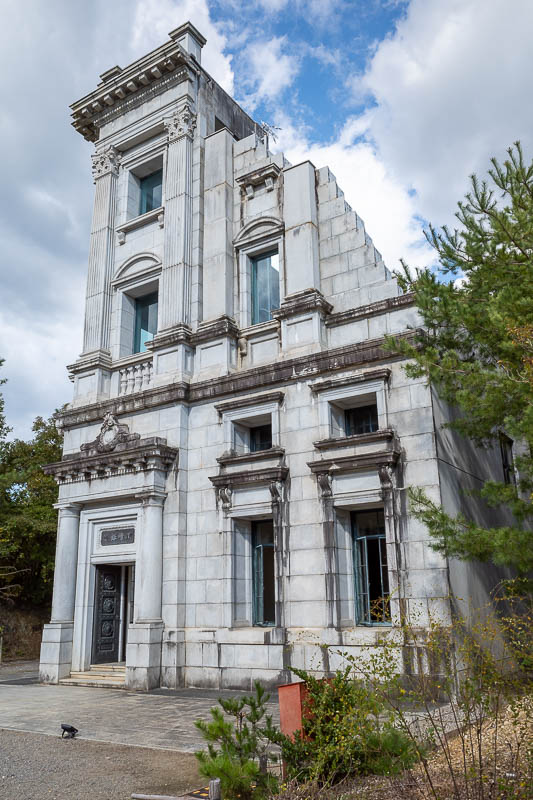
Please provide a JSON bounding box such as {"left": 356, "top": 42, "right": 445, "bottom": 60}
{"left": 209, "top": 466, "right": 289, "bottom": 489}
{"left": 216, "top": 447, "right": 285, "bottom": 466}
{"left": 191, "top": 315, "right": 239, "bottom": 345}
{"left": 164, "top": 102, "right": 197, "bottom": 142}
{"left": 313, "top": 429, "right": 395, "bottom": 451}
{"left": 56, "top": 331, "right": 420, "bottom": 430}
{"left": 325, "top": 293, "right": 415, "bottom": 328}
{"left": 271, "top": 288, "right": 333, "bottom": 321}
{"left": 45, "top": 428, "right": 178, "bottom": 485}
{"left": 91, "top": 146, "right": 121, "bottom": 180}
{"left": 214, "top": 391, "right": 284, "bottom": 417}
{"left": 307, "top": 448, "right": 400, "bottom": 476}
{"left": 70, "top": 36, "right": 198, "bottom": 141}
{"left": 309, "top": 368, "right": 391, "bottom": 394}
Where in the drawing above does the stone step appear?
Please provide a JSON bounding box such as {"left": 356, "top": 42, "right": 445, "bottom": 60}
{"left": 89, "top": 663, "right": 126, "bottom": 673}
{"left": 59, "top": 676, "right": 127, "bottom": 689}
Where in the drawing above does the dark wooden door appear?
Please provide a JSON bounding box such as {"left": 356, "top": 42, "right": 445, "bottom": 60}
{"left": 92, "top": 565, "right": 122, "bottom": 664}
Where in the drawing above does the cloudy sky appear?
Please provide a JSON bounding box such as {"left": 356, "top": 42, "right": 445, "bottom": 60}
{"left": 1, "top": 0, "right": 533, "bottom": 440}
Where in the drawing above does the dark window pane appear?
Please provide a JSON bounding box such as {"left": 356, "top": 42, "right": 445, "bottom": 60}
{"left": 252, "top": 520, "right": 275, "bottom": 625}
{"left": 250, "top": 424, "right": 272, "bottom": 452}
{"left": 500, "top": 434, "right": 515, "bottom": 486}
{"left": 345, "top": 404, "right": 378, "bottom": 436}
{"left": 139, "top": 169, "right": 163, "bottom": 215}
{"left": 352, "top": 510, "right": 390, "bottom": 625}
{"left": 251, "top": 250, "right": 280, "bottom": 324}
{"left": 134, "top": 292, "right": 158, "bottom": 353}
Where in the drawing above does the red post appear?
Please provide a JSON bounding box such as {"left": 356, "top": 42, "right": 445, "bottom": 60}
{"left": 277, "top": 681, "right": 309, "bottom": 739}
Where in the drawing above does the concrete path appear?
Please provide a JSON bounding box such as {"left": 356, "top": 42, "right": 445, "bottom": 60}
{"left": 0, "top": 660, "right": 279, "bottom": 754}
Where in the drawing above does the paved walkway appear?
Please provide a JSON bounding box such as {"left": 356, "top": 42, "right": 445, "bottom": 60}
{"left": 0, "top": 660, "right": 279, "bottom": 754}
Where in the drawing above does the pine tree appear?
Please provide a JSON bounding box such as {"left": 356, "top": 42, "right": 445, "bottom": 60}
{"left": 389, "top": 142, "right": 533, "bottom": 574}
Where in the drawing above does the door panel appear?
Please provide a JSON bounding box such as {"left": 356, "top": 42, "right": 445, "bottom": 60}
{"left": 92, "top": 565, "right": 122, "bottom": 664}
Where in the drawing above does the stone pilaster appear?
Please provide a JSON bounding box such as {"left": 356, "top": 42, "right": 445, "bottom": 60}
{"left": 159, "top": 102, "right": 196, "bottom": 330}
{"left": 127, "top": 492, "right": 166, "bottom": 690}
{"left": 40, "top": 503, "right": 82, "bottom": 683}
{"left": 82, "top": 146, "right": 120, "bottom": 355}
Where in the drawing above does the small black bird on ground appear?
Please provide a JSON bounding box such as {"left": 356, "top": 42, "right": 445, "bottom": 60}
{"left": 61, "top": 723, "right": 78, "bottom": 739}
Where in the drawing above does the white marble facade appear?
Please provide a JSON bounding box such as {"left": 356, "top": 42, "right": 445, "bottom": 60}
{"left": 40, "top": 22, "right": 466, "bottom": 692}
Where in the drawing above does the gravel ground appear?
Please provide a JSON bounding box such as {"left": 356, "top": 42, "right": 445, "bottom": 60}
{"left": 0, "top": 728, "right": 201, "bottom": 800}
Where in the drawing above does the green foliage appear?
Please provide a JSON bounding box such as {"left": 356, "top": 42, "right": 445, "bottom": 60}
{"left": 0, "top": 399, "right": 63, "bottom": 606}
{"left": 265, "top": 667, "right": 419, "bottom": 785}
{"left": 194, "top": 681, "right": 278, "bottom": 799}
{"left": 386, "top": 142, "right": 533, "bottom": 574}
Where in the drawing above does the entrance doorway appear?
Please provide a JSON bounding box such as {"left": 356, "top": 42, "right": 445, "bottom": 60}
{"left": 92, "top": 564, "right": 134, "bottom": 664}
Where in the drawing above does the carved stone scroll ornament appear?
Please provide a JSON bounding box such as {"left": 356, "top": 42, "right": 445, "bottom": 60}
{"left": 216, "top": 486, "right": 232, "bottom": 513}
{"left": 164, "top": 103, "right": 197, "bottom": 142}
{"left": 378, "top": 465, "right": 394, "bottom": 493}
{"left": 269, "top": 481, "right": 283, "bottom": 504}
{"left": 81, "top": 412, "right": 140, "bottom": 455}
{"left": 316, "top": 472, "right": 332, "bottom": 499}
{"left": 91, "top": 146, "right": 121, "bottom": 180}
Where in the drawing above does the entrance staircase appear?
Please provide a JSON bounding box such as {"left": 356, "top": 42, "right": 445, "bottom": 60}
{"left": 59, "top": 663, "right": 126, "bottom": 689}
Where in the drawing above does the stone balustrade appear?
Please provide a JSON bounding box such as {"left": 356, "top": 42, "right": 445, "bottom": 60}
{"left": 118, "top": 359, "right": 153, "bottom": 395}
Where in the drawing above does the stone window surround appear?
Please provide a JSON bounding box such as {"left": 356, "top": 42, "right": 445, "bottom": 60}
{"left": 111, "top": 265, "right": 161, "bottom": 359}
{"left": 236, "top": 234, "right": 286, "bottom": 330}
{"left": 312, "top": 372, "right": 390, "bottom": 442}
{"left": 218, "top": 397, "right": 282, "bottom": 454}
{"left": 117, "top": 139, "right": 167, "bottom": 229}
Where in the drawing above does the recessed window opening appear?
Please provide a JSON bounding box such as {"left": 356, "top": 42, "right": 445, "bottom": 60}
{"left": 134, "top": 291, "right": 158, "bottom": 353}
{"left": 345, "top": 404, "right": 379, "bottom": 436}
{"left": 251, "top": 250, "right": 280, "bottom": 325}
{"left": 139, "top": 169, "right": 162, "bottom": 216}
{"left": 500, "top": 433, "right": 516, "bottom": 486}
{"left": 252, "top": 520, "right": 275, "bottom": 626}
{"left": 250, "top": 424, "right": 272, "bottom": 452}
{"left": 351, "top": 509, "right": 390, "bottom": 625}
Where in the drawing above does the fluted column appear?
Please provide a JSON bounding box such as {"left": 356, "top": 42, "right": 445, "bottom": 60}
{"left": 50, "top": 504, "right": 82, "bottom": 623}
{"left": 82, "top": 146, "right": 120, "bottom": 354}
{"left": 159, "top": 102, "right": 196, "bottom": 330}
{"left": 136, "top": 494, "right": 165, "bottom": 621}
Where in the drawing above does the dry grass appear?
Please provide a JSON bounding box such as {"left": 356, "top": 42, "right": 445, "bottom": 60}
{"left": 271, "top": 696, "right": 533, "bottom": 800}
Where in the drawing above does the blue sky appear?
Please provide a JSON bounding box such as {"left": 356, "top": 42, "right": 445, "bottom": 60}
{"left": 1, "top": 0, "right": 533, "bottom": 440}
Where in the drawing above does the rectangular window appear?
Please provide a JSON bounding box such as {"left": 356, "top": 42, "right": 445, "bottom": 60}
{"left": 500, "top": 434, "right": 516, "bottom": 486}
{"left": 139, "top": 169, "right": 163, "bottom": 216}
{"left": 249, "top": 424, "right": 272, "bottom": 452}
{"left": 351, "top": 509, "right": 390, "bottom": 625}
{"left": 252, "top": 520, "right": 275, "bottom": 626}
{"left": 345, "top": 404, "right": 379, "bottom": 436}
{"left": 251, "top": 250, "right": 280, "bottom": 325}
{"left": 133, "top": 292, "right": 158, "bottom": 353}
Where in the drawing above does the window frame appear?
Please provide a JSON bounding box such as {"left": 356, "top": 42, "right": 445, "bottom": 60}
{"left": 314, "top": 378, "right": 388, "bottom": 441}
{"left": 250, "top": 249, "right": 281, "bottom": 325}
{"left": 138, "top": 169, "right": 163, "bottom": 217}
{"left": 251, "top": 520, "right": 276, "bottom": 626}
{"left": 237, "top": 235, "right": 285, "bottom": 329}
{"left": 221, "top": 401, "right": 281, "bottom": 455}
{"left": 351, "top": 509, "right": 391, "bottom": 626}
{"left": 133, "top": 290, "right": 159, "bottom": 354}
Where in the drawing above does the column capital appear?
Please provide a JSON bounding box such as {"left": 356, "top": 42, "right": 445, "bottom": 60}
{"left": 91, "top": 145, "right": 121, "bottom": 181}
{"left": 53, "top": 502, "right": 83, "bottom": 517}
{"left": 164, "top": 102, "right": 197, "bottom": 143}
{"left": 135, "top": 491, "right": 167, "bottom": 507}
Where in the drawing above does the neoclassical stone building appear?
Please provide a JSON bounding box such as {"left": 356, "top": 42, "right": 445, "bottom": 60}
{"left": 40, "top": 23, "right": 507, "bottom": 691}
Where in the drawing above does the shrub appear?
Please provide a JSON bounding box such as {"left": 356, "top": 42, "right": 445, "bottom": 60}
{"left": 194, "top": 681, "right": 278, "bottom": 799}
{"left": 264, "top": 666, "right": 420, "bottom": 785}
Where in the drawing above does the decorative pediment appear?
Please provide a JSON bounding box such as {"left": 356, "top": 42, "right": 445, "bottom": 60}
{"left": 44, "top": 415, "right": 178, "bottom": 485}
{"left": 81, "top": 413, "right": 140, "bottom": 455}
{"left": 233, "top": 216, "right": 284, "bottom": 248}
{"left": 112, "top": 252, "right": 161, "bottom": 286}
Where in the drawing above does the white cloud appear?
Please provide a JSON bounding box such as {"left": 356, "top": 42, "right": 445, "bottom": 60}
{"left": 131, "top": 0, "right": 234, "bottom": 93}
{"left": 240, "top": 36, "right": 301, "bottom": 109}
{"left": 273, "top": 113, "right": 433, "bottom": 273}
{"left": 352, "top": 0, "right": 533, "bottom": 225}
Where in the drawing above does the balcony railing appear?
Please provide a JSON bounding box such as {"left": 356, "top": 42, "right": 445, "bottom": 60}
{"left": 118, "top": 359, "right": 153, "bottom": 395}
